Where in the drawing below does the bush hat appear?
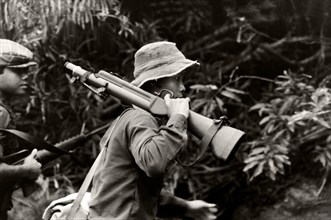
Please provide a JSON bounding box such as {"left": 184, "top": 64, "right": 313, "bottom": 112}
{"left": 0, "top": 39, "right": 37, "bottom": 68}
{"left": 131, "top": 41, "right": 199, "bottom": 87}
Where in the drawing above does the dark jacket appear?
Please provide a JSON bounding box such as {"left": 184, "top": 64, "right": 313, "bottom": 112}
{"left": 0, "top": 100, "right": 13, "bottom": 212}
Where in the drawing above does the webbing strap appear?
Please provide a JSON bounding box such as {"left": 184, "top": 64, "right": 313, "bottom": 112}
{"left": 66, "top": 110, "right": 129, "bottom": 220}
{"left": 66, "top": 147, "right": 105, "bottom": 220}
{"left": 176, "top": 116, "right": 229, "bottom": 167}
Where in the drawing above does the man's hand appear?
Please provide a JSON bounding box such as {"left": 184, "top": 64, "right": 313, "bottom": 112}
{"left": 164, "top": 94, "right": 190, "bottom": 118}
{"left": 185, "top": 200, "right": 218, "bottom": 220}
{"left": 22, "top": 149, "right": 42, "bottom": 180}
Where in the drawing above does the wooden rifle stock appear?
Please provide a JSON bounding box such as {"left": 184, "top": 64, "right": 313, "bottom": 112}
{"left": 65, "top": 62, "right": 245, "bottom": 162}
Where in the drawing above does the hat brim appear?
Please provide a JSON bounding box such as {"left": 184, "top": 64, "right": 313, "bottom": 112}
{"left": 7, "top": 61, "right": 37, "bottom": 68}
{"left": 131, "top": 60, "right": 199, "bottom": 87}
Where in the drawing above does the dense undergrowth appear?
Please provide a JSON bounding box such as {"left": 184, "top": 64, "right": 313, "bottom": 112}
{"left": 1, "top": 0, "right": 330, "bottom": 219}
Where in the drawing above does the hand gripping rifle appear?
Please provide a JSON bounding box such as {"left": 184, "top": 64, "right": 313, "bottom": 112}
{"left": 65, "top": 62, "right": 245, "bottom": 163}
{"left": 0, "top": 122, "right": 111, "bottom": 196}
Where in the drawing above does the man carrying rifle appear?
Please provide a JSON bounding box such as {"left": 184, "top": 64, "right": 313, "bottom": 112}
{"left": 89, "top": 41, "right": 218, "bottom": 219}
{"left": 0, "top": 39, "right": 42, "bottom": 220}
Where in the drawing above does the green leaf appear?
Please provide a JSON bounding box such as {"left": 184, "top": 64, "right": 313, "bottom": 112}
{"left": 274, "top": 159, "right": 285, "bottom": 170}
{"left": 274, "top": 154, "right": 286, "bottom": 163}
{"left": 272, "top": 129, "right": 286, "bottom": 141}
{"left": 274, "top": 145, "right": 288, "bottom": 154}
{"left": 316, "top": 154, "right": 327, "bottom": 167}
{"left": 268, "top": 170, "right": 276, "bottom": 181}
{"left": 289, "top": 110, "right": 314, "bottom": 124}
{"left": 268, "top": 159, "right": 277, "bottom": 174}
{"left": 249, "top": 103, "right": 265, "bottom": 111}
{"left": 244, "top": 154, "right": 265, "bottom": 164}
{"left": 220, "top": 90, "right": 241, "bottom": 102}
{"left": 190, "top": 84, "right": 218, "bottom": 92}
{"left": 225, "top": 87, "right": 246, "bottom": 94}
{"left": 191, "top": 99, "right": 208, "bottom": 111}
{"left": 267, "top": 122, "right": 275, "bottom": 134}
{"left": 249, "top": 147, "right": 266, "bottom": 156}
{"left": 326, "top": 151, "right": 331, "bottom": 160}
{"left": 250, "top": 161, "right": 266, "bottom": 181}
{"left": 215, "top": 97, "right": 224, "bottom": 110}
{"left": 279, "top": 96, "right": 295, "bottom": 115}
{"left": 259, "top": 116, "right": 271, "bottom": 125}
{"left": 243, "top": 160, "right": 259, "bottom": 172}
{"left": 316, "top": 118, "right": 331, "bottom": 129}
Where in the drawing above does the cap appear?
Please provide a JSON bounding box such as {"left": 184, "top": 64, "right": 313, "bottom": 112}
{"left": 0, "top": 39, "right": 37, "bottom": 68}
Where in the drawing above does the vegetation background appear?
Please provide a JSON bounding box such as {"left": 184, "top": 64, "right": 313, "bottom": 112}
{"left": 1, "top": 0, "right": 330, "bottom": 219}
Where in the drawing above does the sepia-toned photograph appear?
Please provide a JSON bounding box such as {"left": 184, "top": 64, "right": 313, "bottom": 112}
{"left": 0, "top": 0, "right": 330, "bottom": 219}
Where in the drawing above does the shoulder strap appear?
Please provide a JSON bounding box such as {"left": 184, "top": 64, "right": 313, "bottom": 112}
{"left": 0, "top": 99, "right": 11, "bottom": 114}
{"left": 66, "top": 111, "right": 127, "bottom": 220}
{"left": 66, "top": 147, "right": 105, "bottom": 220}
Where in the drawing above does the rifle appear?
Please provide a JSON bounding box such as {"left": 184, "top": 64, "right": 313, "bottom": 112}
{"left": 65, "top": 62, "right": 245, "bottom": 163}
{"left": 0, "top": 122, "right": 111, "bottom": 196}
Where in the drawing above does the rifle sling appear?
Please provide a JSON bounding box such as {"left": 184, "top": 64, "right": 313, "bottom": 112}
{"left": 0, "top": 149, "right": 30, "bottom": 164}
{"left": 0, "top": 129, "right": 70, "bottom": 155}
{"left": 176, "top": 116, "right": 230, "bottom": 167}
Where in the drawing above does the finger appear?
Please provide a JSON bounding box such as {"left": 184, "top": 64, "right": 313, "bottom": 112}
{"left": 205, "top": 203, "right": 217, "bottom": 208}
{"left": 209, "top": 207, "right": 218, "bottom": 213}
{"left": 164, "top": 94, "right": 170, "bottom": 100}
{"left": 208, "top": 214, "right": 217, "bottom": 220}
{"left": 196, "top": 213, "right": 217, "bottom": 220}
{"left": 164, "top": 94, "right": 171, "bottom": 105}
{"left": 29, "top": 148, "right": 38, "bottom": 158}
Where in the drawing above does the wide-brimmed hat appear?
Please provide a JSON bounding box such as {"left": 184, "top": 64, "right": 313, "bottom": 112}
{"left": 131, "top": 41, "right": 199, "bottom": 87}
{"left": 0, "top": 39, "right": 37, "bottom": 69}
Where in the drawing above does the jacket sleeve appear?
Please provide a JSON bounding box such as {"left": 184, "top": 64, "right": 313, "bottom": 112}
{"left": 0, "top": 105, "right": 10, "bottom": 158}
{"left": 128, "top": 112, "right": 188, "bottom": 178}
{"left": 0, "top": 104, "right": 25, "bottom": 184}
{"left": 0, "top": 105, "right": 10, "bottom": 129}
{"left": 156, "top": 190, "right": 188, "bottom": 218}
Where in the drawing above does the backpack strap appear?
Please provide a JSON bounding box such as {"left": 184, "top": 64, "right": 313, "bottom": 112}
{"left": 66, "top": 109, "right": 129, "bottom": 220}
{"left": 66, "top": 146, "right": 106, "bottom": 220}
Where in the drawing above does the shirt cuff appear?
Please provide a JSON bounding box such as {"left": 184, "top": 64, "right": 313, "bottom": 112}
{"left": 166, "top": 114, "right": 187, "bottom": 132}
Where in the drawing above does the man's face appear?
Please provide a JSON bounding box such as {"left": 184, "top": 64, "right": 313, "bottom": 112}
{"left": 0, "top": 67, "right": 30, "bottom": 95}
{"left": 155, "top": 74, "right": 185, "bottom": 98}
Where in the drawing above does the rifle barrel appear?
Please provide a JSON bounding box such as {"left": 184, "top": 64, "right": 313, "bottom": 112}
{"left": 65, "top": 62, "right": 168, "bottom": 116}
{"left": 37, "top": 122, "right": 111, "bottom": 164}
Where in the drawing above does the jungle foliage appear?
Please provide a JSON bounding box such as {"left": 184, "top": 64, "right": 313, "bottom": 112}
{"left": 1, "top": 0, "right": 331, "bottom": 219}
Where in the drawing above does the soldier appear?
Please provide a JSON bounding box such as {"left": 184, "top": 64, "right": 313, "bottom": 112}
{"left": 0, "top": 39, "right": 42, "bottom": 220}
{"left": 88, "top": 41, "right": 218, "bottom": 220}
